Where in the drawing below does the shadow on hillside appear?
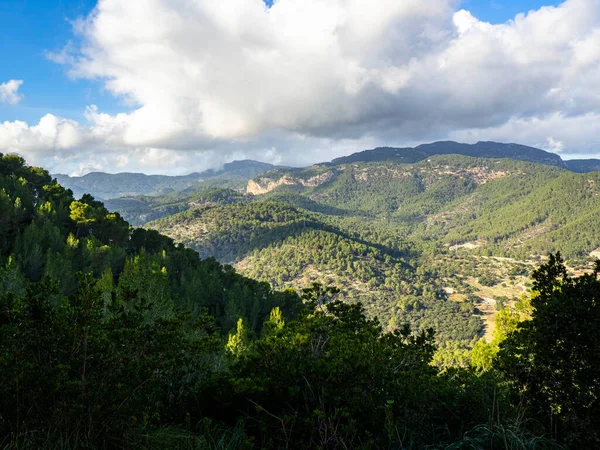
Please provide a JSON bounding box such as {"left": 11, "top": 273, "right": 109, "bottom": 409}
{"left": 191, "top": 219, "right": 416, "bottom": 269}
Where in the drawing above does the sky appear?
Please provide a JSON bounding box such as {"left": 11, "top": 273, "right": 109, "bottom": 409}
{"left": 2, "top": 0, "right": 600, "bottom": 176}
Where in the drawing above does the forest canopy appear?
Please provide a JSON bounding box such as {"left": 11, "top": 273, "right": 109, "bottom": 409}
{"left": 1, "top": 154, "right": 598, "bottom": 449}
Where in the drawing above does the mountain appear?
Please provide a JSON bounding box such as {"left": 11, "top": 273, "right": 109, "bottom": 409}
{"left": 1, "top": 153, "right": 595, "bottom": 449}
{"left": 565, "top": 158, "right": 600, "bottom": 173}
{"left": 247, "top": 153, "right": 600, "bottom": 259}
{"left": 54, "top": 142, "right": 600, "bottom": 204}
{"left": 47, "top": 140, "right": 600, "bottom": 346}
{"left": 147, "top": 201, "right": 484, "bottom": 345}
{"left": 147, "top": 151, "right": 600, "bottom": 351}
{"left": 54, "top": 159, "right": 276, "bottom": 200}
{"left": 331, "top": 140, "right": 567, "bottom": 168}
{"left": 104, "top": 187, "right": 250, "bottom": 226}
{"left": 62, "top": 141, "right": 600, "bottom": 226}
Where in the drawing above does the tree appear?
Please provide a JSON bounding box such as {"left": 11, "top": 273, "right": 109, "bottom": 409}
{"left": 226, "top": 318, "right": 248, "bottom": 356}
{"left": 70, "top": 201, "right": 98, "bottom": 237}
{"left": 226, "top": 296, "right": 446, "bottom": 448}
{"left": 497, "top": 253, "right": 600, "bottom": 447}
{"left": 471, "top": 294, "right": 532, "bottom": 373}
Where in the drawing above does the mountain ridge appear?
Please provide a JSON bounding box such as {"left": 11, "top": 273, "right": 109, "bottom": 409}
{"left": 53, "top": 141, "right": 600, "bottom": 201}
{"left": 54, "top": 159, "right": 277, "bottom": 200}
{"left": 330, "top": 140, "right": 568, "bottom": 168}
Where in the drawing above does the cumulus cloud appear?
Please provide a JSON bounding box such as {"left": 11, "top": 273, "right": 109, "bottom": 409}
{"left": 0, "top": 80, "right": 24, "bottom": 105}
{"left": 2, "top": 0, "right": 600, "bottom": 173}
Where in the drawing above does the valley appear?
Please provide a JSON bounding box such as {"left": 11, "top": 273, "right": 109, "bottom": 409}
{"left": 51, "top": 141, "right": 600, "bottom": 350}
{"left": 6, "top": 0, "right": 600, "bottom": 445}
{"left": 4, "top": 143, "right": 600, "bottom": 448}
{"left": 52, "top": 141, "right": 595, "bottom": 352}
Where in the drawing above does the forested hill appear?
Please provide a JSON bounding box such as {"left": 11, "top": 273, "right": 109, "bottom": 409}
{"left": 0, "top": 153, "right": 299, "bottom": 335}
{"left": 104, "top": 186, "right": 249, "bottom": 226}
{"left": 331, "top": 140, "right": 567, "bottom": 168}
{"left": 148, "top": 201, "right": 484, "bottom": 346}
{"left": 246, "top": 154, "right": 600, "bottom": 259}
{"left": 2, "top": 153, "right": 599, "bottom": 449}
{"left": 148, "top": 153, "right": 600, "bottom": 355}
{"left": 565, "top": 158, "right": 600, "bottom": 173}
{"left": 54, "top": 159, "right": 275, "bottom": 200}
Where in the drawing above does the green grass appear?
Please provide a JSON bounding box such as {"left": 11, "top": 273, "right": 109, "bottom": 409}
{"left": 442, "top": 424, "right": 565, "bottom": 450}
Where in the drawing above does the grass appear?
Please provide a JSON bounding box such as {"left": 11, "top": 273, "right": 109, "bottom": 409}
{"left": 1, "top": 421, "right": 249, "bottom": 450}
{"left": 442, "top": 424, "right": 566, "bottom": 450}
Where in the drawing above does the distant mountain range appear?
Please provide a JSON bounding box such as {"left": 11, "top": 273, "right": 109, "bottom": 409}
{"left": 50, "top": 139, "right": 600, "bottom": 346}
{"left": 54, "top": 141, "right": 600, "bottom": 201}
{"left": 54, "top": 160, "right": 276, "bottom": 200}
{"left": 331, "top": 141, "right": 600, "bottom": 173}
{"left": 564, "top": 159, "right": 600, "bottom": 173}
{"left": 331, "top": 141, "right": 564, "bottom": 168}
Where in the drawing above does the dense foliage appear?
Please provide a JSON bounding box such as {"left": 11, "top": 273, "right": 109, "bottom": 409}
{"left": 498, "top": 253, "right": 600, "bottom": 447}
{"left": 3, "top": 154, "right": 598, "bottom": 449}
{"left": 149, "top": 202, "right": 484, "bottom": 347}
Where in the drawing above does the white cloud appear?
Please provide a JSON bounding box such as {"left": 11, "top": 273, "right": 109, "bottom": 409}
{"left": 2, "top": 0, "right": 600, "bottom": 174}
{"left": 0, "top": 80, "right": 24, "bottom": 105}
{"left": 45, "top": 41, "right": 77, "bottom": 65}
{"left": 450, "top": 112, "right": 600, "bottom": 158}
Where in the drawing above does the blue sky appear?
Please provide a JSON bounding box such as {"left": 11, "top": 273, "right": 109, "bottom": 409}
{"left": 461, "top": 0, "right": 560, "bottom": 22}
{"left": 0, "top": 0, "right": 560, "bottom": 124}
{"left": 0, "top": 0, "right": 110, "bottom": 124}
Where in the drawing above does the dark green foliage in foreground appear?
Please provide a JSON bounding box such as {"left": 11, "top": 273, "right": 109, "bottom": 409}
{"left": 0, "top": 274, "right": 566, "bottom": 449}
{"left": 498, "top": 253, "right": 600, "bottom": 448}
{"left": 0, "top": 275, "right": 222, "bottom": 446}
{"left": 0, "top": 155, "right": 583, "bottom": 449}
{"left": 225, "top": 284, "right": 490, "bottom": 449}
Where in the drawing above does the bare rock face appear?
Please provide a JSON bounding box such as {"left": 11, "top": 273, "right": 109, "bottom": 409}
{"left": 298, "top": 171, "right": 335, "bottom": 187}
{"left": 247, "top": 170, "right": 336, "bottom": 194}
{"left": 247, "top": 176, "right": 297, "bottom": 194}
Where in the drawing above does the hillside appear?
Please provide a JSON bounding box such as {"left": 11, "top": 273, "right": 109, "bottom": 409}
{"left": 0, "top": 154, "right": 299, "bottom": 334}
{"left": 1, "top": 153, "right": 594, "bottom": 450}
{"left": 53, "top": 144, "right": 600, "bottom": 347}
{"left": 54, "top": 159, "right": 275, "bottom": 200}
{"left": 148, "top": 202, "right": 484, "bottom": 345}
{"left": 97, "top": 141, "right": 600, "bottom": 226}
{"left": 247, "top": 154, "right": 600, "bottom": 259}
{"left": 104, "top": 187, "right": 249, "bottom": 226}
{"left": 565, "top": 158, "right": 600, "bottom": 173}
{"left": 148, "top": 153, "right": 600, "bottom": 349}
{"left": 330, "top": 140, "right": 567, "bottom": 168}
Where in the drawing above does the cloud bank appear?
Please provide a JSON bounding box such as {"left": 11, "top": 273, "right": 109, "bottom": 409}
{"left": 0, "top": 80, "right": 24, "bottom": 105}
{"left": 1, "top": 0, "right": 600, "bottom": 174}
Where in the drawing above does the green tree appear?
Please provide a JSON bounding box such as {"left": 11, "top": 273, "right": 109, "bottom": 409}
{"left": 70, "top": 201, "right": 98, "bottom": 237}
{"left": 497, "top": 253, "right": 600, "bottom": 447}
{"left": 226, "top": 297, "right": 455, "bottom": 448}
